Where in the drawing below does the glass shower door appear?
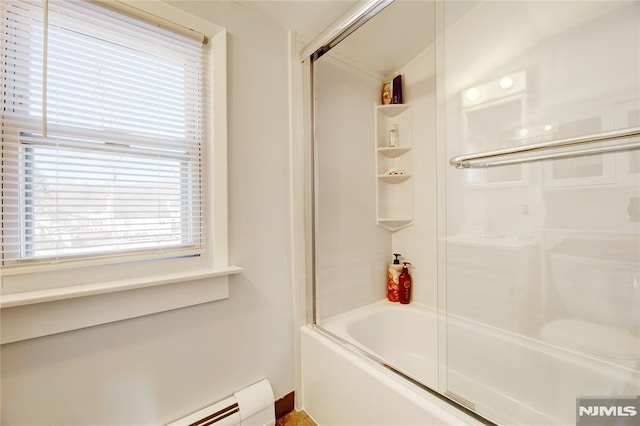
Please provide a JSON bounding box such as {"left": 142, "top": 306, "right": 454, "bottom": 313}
{"left": 439, "top": 1, "right": 640, "bottom": 424}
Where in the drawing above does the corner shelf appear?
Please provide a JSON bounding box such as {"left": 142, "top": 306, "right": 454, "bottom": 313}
{"left": 378, "top": 218, "right": 413, "bottom": 232}
{"left": 375, "top": 103, "right": 413, "bottom": 232}
{"left": 378, "top": 174, "right": 411, "bottom": 184}
{"left": 377, "top": 104, "right": 411, "bottom": 118}
{"left": 377, "top": 147, "right": 411, "bottom": 158}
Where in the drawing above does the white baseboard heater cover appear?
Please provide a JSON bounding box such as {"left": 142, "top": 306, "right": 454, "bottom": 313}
{"left": 168, "top": 379, "right": 275, "bottom": 426}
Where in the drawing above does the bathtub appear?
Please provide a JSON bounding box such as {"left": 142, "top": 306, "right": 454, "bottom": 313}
{"left": 302, "top": 300, "right": 640, "bottom": 425}
{"left": 322, "top": 300, "right": 439, "bottom": 387}
{"left": 301, "top": 300, "right": 483, "bottom": 426}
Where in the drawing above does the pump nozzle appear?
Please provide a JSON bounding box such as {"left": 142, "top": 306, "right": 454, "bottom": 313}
{"left": 393, "top": 253, "right": 401, "bottom": 264}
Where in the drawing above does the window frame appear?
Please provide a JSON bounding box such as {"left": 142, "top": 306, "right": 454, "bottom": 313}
{"left": 0, "top": 1, "right": 238, "bottom": 343}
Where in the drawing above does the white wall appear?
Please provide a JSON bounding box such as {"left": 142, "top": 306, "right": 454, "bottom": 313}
{"left": 0, "top": 1, "right": 295, "bottom": 424}
{"left": 314, "top": 57, "right": 391, "bottom": 321}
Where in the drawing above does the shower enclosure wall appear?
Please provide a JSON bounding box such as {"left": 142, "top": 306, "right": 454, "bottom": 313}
{"left": 305, "top": 1, "right": 640, "bottom": 425}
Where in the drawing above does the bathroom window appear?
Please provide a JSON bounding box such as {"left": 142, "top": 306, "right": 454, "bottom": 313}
{"left": 1, "top": 0, "right": 228, "bottom": 296}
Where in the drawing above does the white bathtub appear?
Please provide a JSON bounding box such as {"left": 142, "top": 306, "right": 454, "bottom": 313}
{"left": 303, "top": 300, "right": 640, "bottom": 425}
{"left": 322, "top": 300, "right": 439, "bottom": 387}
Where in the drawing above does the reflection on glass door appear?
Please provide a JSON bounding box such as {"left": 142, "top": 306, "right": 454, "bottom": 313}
{"left": 440, "top": 1, "right": 640, "bottom": 424}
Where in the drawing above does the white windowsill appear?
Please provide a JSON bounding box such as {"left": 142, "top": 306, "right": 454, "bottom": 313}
{"left": 0, "top": 266, "right": 243, "bottom": 344}
{"left": 0, "top": 265, "right": 243, "bottom": 309}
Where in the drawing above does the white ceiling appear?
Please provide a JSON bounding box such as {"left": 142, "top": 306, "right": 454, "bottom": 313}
{"left": 234, "top": 0, "right": 436, "bottom": 80}
{"left": 209, "top": 1, "right": 626, "bottom": 82}
{"left": 330, "top": 0, "right": 434, "bottom": 79}
{"left": 233, "top": 0, "right": 358, "bottom": 41}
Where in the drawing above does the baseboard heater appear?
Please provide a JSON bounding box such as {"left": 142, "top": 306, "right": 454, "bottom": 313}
{"left": 168, "top": 379, "right": 275, "bottom": 426}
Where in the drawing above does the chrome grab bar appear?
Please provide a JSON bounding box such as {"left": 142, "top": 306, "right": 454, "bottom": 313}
{"left": 449, "top": 127, "right": 640, "bottom": 169}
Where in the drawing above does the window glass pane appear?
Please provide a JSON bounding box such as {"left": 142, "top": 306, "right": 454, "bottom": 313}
{"left": 20, "top": 137, "right": 192, "bottom": 258}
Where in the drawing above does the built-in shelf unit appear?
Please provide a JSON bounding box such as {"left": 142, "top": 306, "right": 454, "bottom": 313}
{"left": 375, "top": 104, "right": 413, "bottom": 231}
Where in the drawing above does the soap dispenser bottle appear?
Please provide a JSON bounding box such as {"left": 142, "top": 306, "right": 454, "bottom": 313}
{"left": 387, "top": 253, "right": 402, "bottom": 302}
{"left": 389, "top": 124, "right": 398, "bottom": 147}
{"left": 398, "top": 262, "right": 412, "bottom": 304}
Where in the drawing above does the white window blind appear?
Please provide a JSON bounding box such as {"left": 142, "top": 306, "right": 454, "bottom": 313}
{"left": 1, "top": 0, "right": 207, "bottom": 268}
